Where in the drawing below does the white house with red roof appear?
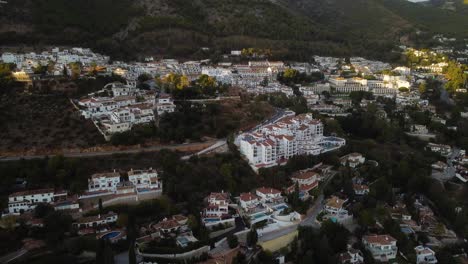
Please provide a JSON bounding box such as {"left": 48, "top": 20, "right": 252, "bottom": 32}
{"left": 324, "top": 195, "right": 347, "bottom": 215}
{"left": 286, "top": 169, "right": 319, "bottom": 197}
{"left": 353, "top": 184, "right": 370, "bottom": 195}
{"left": 362, "top": 234, "right": 398, "bottom": 262}
{"left": 203, "top": 192, "right": 230, "bottom": 218}
{"left": 255, "top": 187, "right": 282, "bottom": 203}
{"left": 73, "top": 212, "right": 118, "bottom": 229}
{"left": 239, "top": 192, "right": 260, "bottom": 210}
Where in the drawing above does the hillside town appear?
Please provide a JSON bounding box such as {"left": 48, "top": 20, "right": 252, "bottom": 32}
{"left": 1, "top": 38, "right": 468, "bottom": 264}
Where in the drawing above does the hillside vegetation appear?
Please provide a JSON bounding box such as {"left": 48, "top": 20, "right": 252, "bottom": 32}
{"left": 0, "top": 0, "right": 467, "bottom": 60}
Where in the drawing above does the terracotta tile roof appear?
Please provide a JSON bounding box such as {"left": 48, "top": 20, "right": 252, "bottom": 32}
{"left": 363, "top": 234, "right": 396, "bottom": 246}
{"left": 292, "top": 170, "right": 318, "bottom": 180}
{"left": 240, "top": 192, "right": 258, "bottom": 202}
{"left": 353, "top": 184, "right": 369, "bottom": 191}
{"left": 256, "top": 187, "right": 281, "bottom": 195}
{"left": 10, "top": 188, "right": 54, "bottom": 197}
{"left": 326, "top": 195, "right": 346, "bottom": 209}
{"left": 91, "top": 171, "right": 120, "bottom": 179}
{"left": 208, "top": 192, "right": 230, "bottom": 201}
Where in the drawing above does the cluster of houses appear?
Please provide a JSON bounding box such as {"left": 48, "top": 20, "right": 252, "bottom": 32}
{"left": 237, "top": 110, "right": 346, "bottom": 170}
{"left": 1, "top": 47, "right": 109, "bottom": 81}
{"left": 77, "top": 82, "right": 175, "bottom": 139}
{"left": 79, "top": 168, "right": 163, "bottom": 208}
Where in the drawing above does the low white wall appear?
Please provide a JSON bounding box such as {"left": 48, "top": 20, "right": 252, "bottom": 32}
{"left": 137, "top": 245, "right": 210, "bottom": 260}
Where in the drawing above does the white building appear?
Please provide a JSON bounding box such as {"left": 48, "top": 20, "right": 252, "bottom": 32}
{"left": 362, "top": 235, "right": 398, "bottom": 262}
{"left": 339, "top": 248, "right": 364, "bottom": 264}
{"left": 353, "top": 184, "right": 370, "bottom": 195}
{"left": 155, "top": 94, "right": 176, "bottom": 116}
{"left": 415, "top": 245, "right": 438, "bottom": 264}
{"left": 427, "top": 143, "right": 452, "bottom": 156}
{"left": 7, "top": 189, "right": 55, "bottom": 214}
{"left": 73, "top": 212, "right": 118, "bottom": 228}
{"left": 104, "top": 82, "right": 136, "bottom": 96}
{"left": 255, "top": 187, "right": 282, "bottom": 203}
{"left": 287, "top": 169, "right": 319, "bottom": 196}
{"left": 340, "top": 153, "right": 366, "bottom": 168}
{"left": 324, "top": 196, "right": 347, "bottom": 215}
{"left": 87, "top": 170, "right": 121, "bottom": 193}
{"left": 203, "top": 192, "right": 230, "bottom": 218}
{"left": 239, "top": 192, "right": 260, "bottom": 210}
{"left": 238, "top": 111, "right": 345, "bottom": 170}
{"left": 128, "top": 168, "right": 161, "bottom": 190}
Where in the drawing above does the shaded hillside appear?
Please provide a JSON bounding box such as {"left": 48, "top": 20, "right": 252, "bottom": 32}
{"left": 0, "top": 0, "right": 467, "bottom": 61}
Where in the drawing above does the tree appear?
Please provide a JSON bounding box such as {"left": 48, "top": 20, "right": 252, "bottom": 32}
{"left": 137, "top": 73, "right": 152, "bottom": 83}
{"left": 103, "top": 239, "right": 115, "bottom": 264}
{"left": 0, "top": 215, "right": 17, "bottom": 230}
{"left": 116, "top": 213, "right": 128, "bottom": 228}
{"left": 128, "top": 243, "right": 136, "bottom": 264}
{"left": 34, "top": 203, "right": 54, "bottom": 218}
{"left": 247, "top": 227, "right": 258, "bottom": 248}
{"left": 227, "top": 234, "right": 239, "bottom": 249}
{"left": 99, "top": 198, "right": 103, "bottom": 213}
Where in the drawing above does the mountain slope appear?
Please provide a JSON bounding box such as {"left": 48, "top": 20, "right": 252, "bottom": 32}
{"left": 0, "top": 0, "right": 467, "bottom": 61}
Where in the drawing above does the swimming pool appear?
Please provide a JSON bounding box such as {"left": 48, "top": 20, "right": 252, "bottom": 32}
{"left": 203, "top": 218, "right": 220, "bottom": 223}
{"left": 100, "top": 231, "right": 121, "bottom": 240}
{"left": 251, "top": 212, "right": 267, "bottom": 220}
{"left": 273, "top": 204, "right": 288, "bottom": 211}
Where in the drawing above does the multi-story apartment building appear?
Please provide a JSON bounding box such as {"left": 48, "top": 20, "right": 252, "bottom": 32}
{"left": 238, "top": 111, "right": 345, "bottom": 170}
{"left": 362, "top": 235, "right": 398, "bottom": 262}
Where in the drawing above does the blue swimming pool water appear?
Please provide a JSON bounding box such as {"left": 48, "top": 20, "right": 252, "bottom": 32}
{"left": 101, "top": 231, "right": 121, "bottom": 240}
{"left": 251, "top": 213, "right": 267, "bottom": 220}
{"left": 274, "top": 205, "right": 288, "bottom": 211}
{"left": 204, "top": 218, "right": 220, "bottom": 223}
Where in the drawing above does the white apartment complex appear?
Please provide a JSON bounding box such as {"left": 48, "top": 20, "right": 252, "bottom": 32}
{"left": 237, "top": 111, "right": 345, "bottom": 170}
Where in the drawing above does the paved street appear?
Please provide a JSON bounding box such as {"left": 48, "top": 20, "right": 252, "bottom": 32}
{"left": 0, "top": 248, "right": 28, "bottom": 263}
{"left": 0, "top": 140, "right": 220, "bottom": 161}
